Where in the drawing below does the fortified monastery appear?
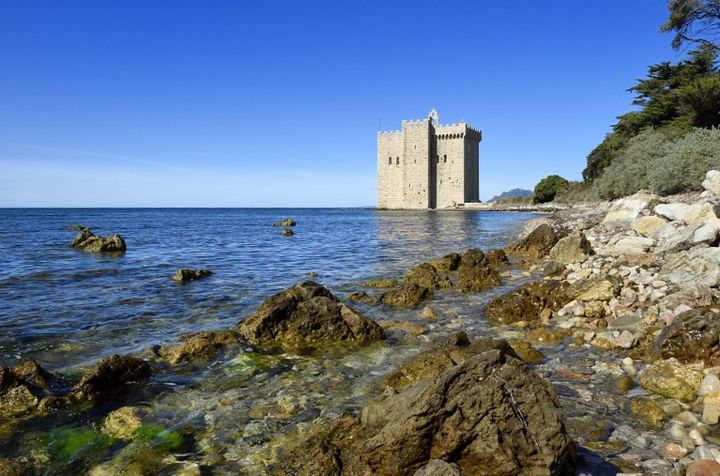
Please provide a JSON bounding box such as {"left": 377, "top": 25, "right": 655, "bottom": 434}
{"left": 377, "top": 109, "right": 481, "bottom": 209}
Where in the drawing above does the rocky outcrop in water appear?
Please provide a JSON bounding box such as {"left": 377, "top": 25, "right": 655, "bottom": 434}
{"left": 484, "top": 279, "right": 572, "bottom": 325}
{"left": 0, "top": 361, "right": 52, "bottom": 417}
{"left": 380, "top": 283, "right": 433, "bottom": 307}
{"left": 272, "top": 218, "right": 296, "bottom": 227}
{"left": 281, "top": 228, "right": 294, "bottom": 237}
{"left": 70, "top": 228, "right": 126, "bottom": 253}
{"left": 650, "top": 307, "right": 720, "bottom": 366}
{"left": 456, "top": 248, "right": 503, "bottom": 292}
{"left": 172, "top": 268, "right": 212, "bottom": 282}
{"left": 506, "top": 223, "right": 558, "bottom": 259}
{"left": 238, "top": 281, "right": 385, "bottom": 348}
{"left": 70, "top": 354, "right": 151, "bottom": 401}
{"left": 280, "top": 347, "right": 576, "bottom": 475}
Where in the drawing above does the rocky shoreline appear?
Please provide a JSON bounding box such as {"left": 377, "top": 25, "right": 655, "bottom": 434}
{"left": 4, "top": 173, "right": 720, "bottom": 474}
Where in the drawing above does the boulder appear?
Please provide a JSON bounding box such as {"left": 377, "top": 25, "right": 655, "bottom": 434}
{"left": 272, "top": 218, "right": 296, "bottom": 227}
{"left": 639, "top": 358, "right": 703, "bottom": 402}
{"left": 687, "top": 459, "right": 720, "bottom": 476}
{"left": 607, "top": 236, "right": 655, "bottom": 256}
{"left": 70, "top": 354, "right": 151, "bottom": 401}
{"left": 413, "top": 460, "right": 462, "bottom": 476}
{"left": 650, "top": 307, "right": 720, "bottom": 366}
{"left": 381, "top": 283, "right": 432, "bottom": 308}
{"left": 280, "top": 349, "right": 577, "bottom": 475}
{"left": 547, "top": 231, "right": 593, "bottom": 264}
{"left": 630, "top": 399, "right": 666, "bottom": 429}
{"left": 404, "top": 263, "right": 452, "bottom": 289}
{"left": 570, "top": 276, "right": 622, "bottom": 302}
{"left": 456, "top": 249, "right": 502, "bottom": 292}
{"left": 347, "top": 291, "right": 377, "bottom": 305}
{"left": 238, "top": 281, "right": 385, "bottom": 348}
{"left": 102, "top": 406, "right": 146, "bottom": 439}
{"left": 601, "top": 191, "right": 662, "bottom": 229}
{"left": 363, "top": 278, "right": 398, "bottom": 289}
{"left": 506, "top": 224, "right": 558, "bottom": 259}
{"left": 653, "top": 221, "right": 698, "bottom": 252}
{"left": 281, "top": 228, "right": 294, "bottom": 237}
{"left": 484, "top": 280, "right": 572, "bottom": 325}
{"left": 172, "top": 268, "right": 212, "bottom": 282}
{"left": 655, "top": 202, "right": 717, "bottom": 226}
{"left": 70, "top": 229, "right": 126, "bottom": 253}
{"left": 0, "top": 361, "right": 53, "bottom": 417}
{"left": 694, "top": 222, "right": 720, "bottom": 244}
{"left": 703, "top": 170, "right": 720, "bottom": 198}
{"left": 661, "top": 247, "right": 720, "bottom": 287}
{"left": 632, "top": 215, "right": 668, "bottom": 237}
{"left": 157, "top": 330, "right": 241, "bottom": 364}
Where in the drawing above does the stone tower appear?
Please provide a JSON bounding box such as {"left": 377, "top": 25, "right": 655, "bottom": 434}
{"left": 377, "top": 109, "right": 481, "bottom": 209}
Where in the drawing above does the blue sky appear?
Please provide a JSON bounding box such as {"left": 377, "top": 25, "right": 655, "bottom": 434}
{"left": 0, "top": 1, "right": 684, "bottom": 206}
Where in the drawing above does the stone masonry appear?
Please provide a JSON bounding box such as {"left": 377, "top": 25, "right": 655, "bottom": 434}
{"left": 377, "top": 109, "right": 481, "bottom": 209}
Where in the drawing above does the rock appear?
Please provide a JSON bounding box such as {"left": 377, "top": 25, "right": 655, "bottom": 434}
{"left": 348, "top": 291, "right": 377, "bottom": 305}
{"left": 651, "top": 307, "right": 720, "bottom": 366}
{"left": 506, "top": 339, "right": 545, "bottom": 364}
{"left": 484, "top": 280, "right": 572, "bottom": 325}
{"left": 662, "top": 442, "right": 689, "bottom": 460}
{"left": 272, "top": 218, "right": 296, "bottom": 227}
{"left": 661, "top": 247, "right": 720, "bottom": 287}
{"left": 639, "top": 358, "right": 703, "bottom": 402}
{"left": 172, "top": 268, "right": 212, "bottom": 282}
{"left": 0, "top": 362, "right": 53, "bottom": 417}
{"left": 608, "top": 236, "right": 655, "bottom": 256}
{"left": 571, "top": 275, "right": 622, "bottom": 302}
{"left": 404, "top": 263, "right": 452, "bottom": 289}
{"left": 102, "top": 406, "right": 145, "bottom": 439}
{"left": 614, "top": 375, "right": 635, "bottom": 393}
{"left": 584, "top": 300, "right": 606, "bottom": 319}
{"left": 70, "top": 354, "right": 151, "bottom": 401}
{"left": 526, "top": 327, "right": 569, "bottom": 344}
{"left": 703, "top": 170, "right": 720, "bottom": 197}
{"left": 281, "top": 228, "right": 294, "bottom": 236}
{"left": 547, "top": 231, "right": 593, "bottom": 264}
{"left": 695, "top": 222, "right": 720, "bottom": 244}
{"left": 11, "top": 361, "right": 51, "bottom": 389}
{"left": 632, "top": 215, "right": 668, "bottom": 237}
{"left": 654, "top": 221, "right": 699, "bottom": 252}
{"left": 381, "top": 283, "right": 433, "bottom": 308}
{"left": 419, "top": 306, "right": 438, "bottom": 320}
{"left": 687, "top": 460, "right": 720, "bottom": 476}
{"left": 157, "top": 330, "right": 241, "bottom": 364}
{"left": 701, "top": 374, "right": 720, "bottom": 396}
{"left": 630, "top": 399, "right": 666, "bottom": 429}
{"left": 703, "top": 392, "right": 720, "bottom": 424}
{"left": 601, "top": 191, "right": 662, "bottom": 229}
{"left": 506, "top": 223, "right": 558, "bottom": 259}
{"left": 456, "top": 249, "right": 502, "bottom": 292}
{"left": 543, "top": 261, "right": 566, "bottom": 277}
{"left": 70, "top": 229, "right": 126, "bottom": 253}
{"left": 380, "top": 321, "right": 424, "bottom": 337}
{"left": 282, "top": 349, "right": 576, "bottom": 475}
{"left": 655, "top": 202, "right": 717, "bottom": 226}
{"left": 238, "top": 281, "right": 385, "bottom": 348}
{"left": 615, "top": 330, "right": 637, "bottom": 349}
{"left": 363, "top": 278, "right": 398, "bottom": 288}
{"left": 413, "top": 460, "right": 462, "bottom": 476}
{"left": 427, "top": 253, "right": 461, "bottom": 273}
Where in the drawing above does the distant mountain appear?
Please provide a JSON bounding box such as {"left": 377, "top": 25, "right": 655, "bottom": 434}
{"left": 489, "top": 188, "right": 533, "bottom": 202}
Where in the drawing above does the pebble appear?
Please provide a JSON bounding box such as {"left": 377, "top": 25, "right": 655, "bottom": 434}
{"left": 662, "top": 442, "right": 689, "bottom": 459}
{"left": 686, "top": 459, "right": 720, "bottom": 476}
{"left": 700, "top": 374, "right": 720, "bottom": 396}
{"left": 676, "top": 411, "right": 701, "bottom": 426}
{"left": 690, "top": 428, "right": 706, "bottom": 446}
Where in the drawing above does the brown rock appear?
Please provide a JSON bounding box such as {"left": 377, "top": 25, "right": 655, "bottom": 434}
{"left": 238, "top": 281, "right": 385, "bottom": 348}
{"left": 456, "top": 249, "right": 502, "bottom": 292}
{"left": 380, "top": 321, "right": 424, "bottom": 336}
{"left": 381, "top": 283, "right": 433, "bottom": 308}
{"left": 347, "top": 291, "right": 377, "bottom": 305}
{"left": 404, "top": 263, "right": 452, "bottom": 289}
{"left": 70, "top": 354, "right": 151, "bottom": 401}
{"left": 687, "top": 460, "right": 720, "bottom": 476}
{"left": 172, "top": 268, "right": 212, "bottom": 282}
{"left": 506, "top": 224, "right": 558, "bottom": 259}
{"left": 70, "top": 229, "right": 126, "bottom": 253}
{"left": 157, "top": 330, "right": 241, "bottom": 364}
{"left": 547, "top": 231, "right": 593, "bottom": 265}
{"left": 484, "top": 280, "right": 572, "bottom": 325}
{"left": 363, "top": 278, "right": 398, "bottom": 289}
{"left": 427, "top": 253, "right": 461, "bottom": 273}
{"left": 651, "top": 306, "right": 720, "bottom": 366}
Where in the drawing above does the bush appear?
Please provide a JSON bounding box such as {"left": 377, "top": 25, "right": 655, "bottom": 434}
{"left": 554, "top": 181, "right": 598, "bottom": 204}
{"left": 648, "top": 128, "right": 720, "bottom": 195}
{"left": 593, "top": 127, "right": 720, "bottom": 199}
{"left": 533, "top": 175, "right": 569, "bottom": 203}
{"left": 593, "top": 129, "right": 671, "bottom": 199}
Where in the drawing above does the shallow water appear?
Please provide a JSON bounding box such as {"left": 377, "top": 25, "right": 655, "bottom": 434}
{"left": 0, "top": 208, "right": 664, "bottom": 474}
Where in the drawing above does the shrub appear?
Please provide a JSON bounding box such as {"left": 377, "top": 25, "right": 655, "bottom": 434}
{"left": 593, "top": 129, "right": 672, "bottom": 199}
{"left": 554, "top": 181, "right": 598, "bottom": 204}
{"left": 648, "top": 128, "right": 720, "bottom": 195}
{"left": 533, "top": 175, "right": 569, "bottom": 203}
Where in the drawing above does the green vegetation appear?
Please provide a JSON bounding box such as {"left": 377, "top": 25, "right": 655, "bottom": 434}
{"left": 134, "top": 424, "right": 183, "bottom": 451}
{"left": 580, "top": 1, "right": 720, "bottom": 198}
{"left": 533, "top": 175, "right": 569, "bottom": 203}
{"left": 44, "top": 425, "right": 116, "bottom": 463}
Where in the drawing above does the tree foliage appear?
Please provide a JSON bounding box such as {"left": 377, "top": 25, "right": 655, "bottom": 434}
{"left": 661, "top": 0, "right": 720, "bottom": 50}
{"left": 533, "top": 175, "right": 569, "bottom": 203}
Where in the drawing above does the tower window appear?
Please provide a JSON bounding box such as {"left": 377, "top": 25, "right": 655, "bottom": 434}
{"left": 388, "top": 157, "right": 392, "bottom": 165}
{"left": 443, "top": 156, "right": 447, "bottom": 163}
{"left": 396, "top": 157, "right": 399, "bottom": 165}
{"left": 436, "top": 155, "right": 439, "bottom": 164}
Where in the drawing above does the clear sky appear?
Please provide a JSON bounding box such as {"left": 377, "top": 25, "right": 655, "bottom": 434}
{"left": 0, "top": 1, "right": 686, "bottom": 207}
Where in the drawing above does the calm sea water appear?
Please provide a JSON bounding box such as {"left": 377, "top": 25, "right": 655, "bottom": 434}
{"left": 0, "top": 208, "right": 535, "bottom": 370}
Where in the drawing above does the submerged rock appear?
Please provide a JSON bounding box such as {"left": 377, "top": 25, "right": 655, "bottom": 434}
{"left": 70, "top": 229, "right": 126, "bottom": 253}
{"left": 171, "top": 268, "right": 212, "bottom": 282}
{"left": 281, "top": 228, "right": 294, "bottom": 237}
{"left": 238, "top": 281, "right": 385, "bottom": 348}
{"left": 380, "top": 283, "right": 432, "bottom": 308}
{"left": 404, "top": 263, "right": 452, "bottom": 289}
{"left": 456, "top": 249, "right": 502, "bottom": 292}
{"left": 427, "top": 253, "right": 461, "bottom": 273}
{"left": 506, "top": 223, "right": 558, "bottom": 259}
{"left": 101, "top": 406, "right": 146, "bottom": 439}
{"left": 70, "top": 354, "right": 151, "bottom": 401}
{"left": 484, "top": 279, "right": 571, "bottom": 325}
{"left": 272, "top": 218, "right": 296, "bottom": 227}
{"left": 156, "top": 330, "right": 241, "bottom": 364}
{"left": 347, "top": 291, "right": 377, "bottom": 305}
{"left": 280, "top": 348, "right": 576, "bottom": 475}
{"left": 639, "top": 358, "right": 703, "bottom": 403}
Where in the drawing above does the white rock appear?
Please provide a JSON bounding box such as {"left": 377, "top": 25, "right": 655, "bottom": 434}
{"left": 632, "top": 215, "right": 668, "bottom": 237}
{"left": 703, "top": 170, "right": 720, "bottom": 197}
{"left": 693, "top": 222, "right": 719, "bottom": 244}
{"left": 655, "top": 202, "right": 717, "bottom": 226}
{"left": 608, "top": 236, "right": 655, "bottom": 256}
{"left": 700, "top": 374, "right": 720, "bottom": 396}
{"left": 602, "top": 191, "right": 663, "bottom": 229}
{"left": 661, "top": 247, "right": 720, "bottom": 288}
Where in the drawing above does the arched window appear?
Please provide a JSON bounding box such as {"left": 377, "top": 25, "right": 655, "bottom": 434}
{"left": 388, "top": 157, "right": 392, "bottom": 165}
{"left": 443, "top": 156, "right": 447, "bottom": 163}
{"left": 396, "top": 157, "right": 399, "bottom": 165}
{"left": 436, "top": 154, "right": 439, "bottom": 164}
